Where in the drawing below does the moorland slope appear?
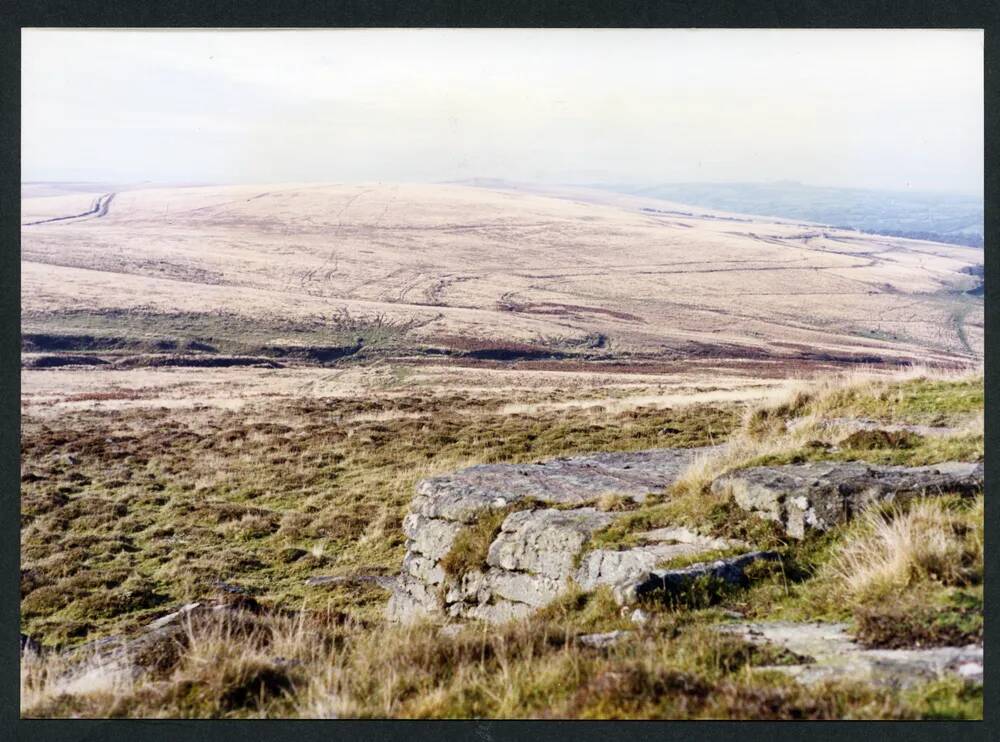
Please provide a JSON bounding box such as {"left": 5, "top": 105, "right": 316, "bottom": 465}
{"left": 21, "top": 182, "right": 983, "bottom": 368}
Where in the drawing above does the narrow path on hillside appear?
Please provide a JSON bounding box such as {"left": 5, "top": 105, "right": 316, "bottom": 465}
{"left": 23, "top": 192, "right": 115, "bottom": 226}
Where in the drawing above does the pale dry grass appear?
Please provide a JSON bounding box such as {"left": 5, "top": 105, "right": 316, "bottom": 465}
{"left": 823, "top": 496, "right": 983, "bottom": 604}
{"left": 22, "top": 182, "right": 983, "bottom": 362}
{"left": 22, "top": 601, "right": 969, "bottom": 719}
{"left": 21, "top": 641, "right": 136, "bottom": 714}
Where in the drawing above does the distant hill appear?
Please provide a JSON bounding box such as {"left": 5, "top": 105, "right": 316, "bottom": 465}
{"left": 598, "top": 181, "right": 983, "bottom": 248}
{"left": 21, "top": 182, "right": 983, "bottom": 366}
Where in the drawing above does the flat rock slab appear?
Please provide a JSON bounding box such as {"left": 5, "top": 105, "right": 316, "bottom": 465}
{"left": 713, "top": 461, "right": 983, "bottom": 538}
{"left": 413, "top": 447, "right": 720, "bottom": 523}
{"left": 718, "top": 621, "right": 983, "bottom": 688}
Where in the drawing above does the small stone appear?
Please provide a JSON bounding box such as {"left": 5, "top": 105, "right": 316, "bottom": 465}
{"left": 147, "top": 602, "right": 202, "bottom": 630}
{"left": 630, "top": 608, "right": 649, "bottom": 626}
{"left": 578, "top": 630, "right": 631, "bottom": 648}
{"left": 211, "top": 579, "right": 250, "bottom": 595}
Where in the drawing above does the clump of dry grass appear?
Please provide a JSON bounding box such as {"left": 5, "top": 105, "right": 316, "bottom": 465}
{"left": 23, "top": 599, "right": 979, "bottom": 719}
{"left": 822, "top": 497, "right": 983, "bottom": 605}
{"left": 439, "top": 508, "right": 510, "bottom": 579}
{"left": 595, "top": 493, "right": 636, "bottom": 512}
{"left": 20, "top": 644, "right": 128, "bottom": 715}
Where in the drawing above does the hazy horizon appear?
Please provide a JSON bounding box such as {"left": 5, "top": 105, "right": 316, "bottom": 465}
{"left": 17, "top": 176, "right": 985, "bottom": 200}
{"left": 22, "top": 29, "right": 984, "bottom": 196}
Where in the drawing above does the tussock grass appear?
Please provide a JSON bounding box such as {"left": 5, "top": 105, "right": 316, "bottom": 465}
{"left": 439, "top": 509, "right": 511, "bottom": 579}
{"left": 821, "top": 496, "right": 983, "bottom": 606}
{"left": 20, "top": 598, "right": 980, "bottom": 719}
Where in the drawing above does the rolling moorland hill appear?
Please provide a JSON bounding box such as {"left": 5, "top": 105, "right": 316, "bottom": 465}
{"left": 21, "top": 182, "right": 983, "bottom": 372}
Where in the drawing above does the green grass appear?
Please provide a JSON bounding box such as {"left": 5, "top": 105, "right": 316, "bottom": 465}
{"left": 439, "top": 508, "right": 512, "bottom": 579}
{"left": 852, "top": 587, "right": 983, "bottom": 649}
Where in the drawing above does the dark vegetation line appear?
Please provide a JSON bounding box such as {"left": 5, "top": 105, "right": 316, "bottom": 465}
{"left": 832, "top": 226, "right": 984, "bottom": 249}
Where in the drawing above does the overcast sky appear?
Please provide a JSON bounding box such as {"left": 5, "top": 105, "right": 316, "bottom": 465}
{"left": 21, "top": 29, "right": 983, "bottom": 194}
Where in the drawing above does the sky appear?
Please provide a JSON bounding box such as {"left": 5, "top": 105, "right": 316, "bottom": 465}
{"left": 21, "top": 29, "right": 984, "bottom": 195}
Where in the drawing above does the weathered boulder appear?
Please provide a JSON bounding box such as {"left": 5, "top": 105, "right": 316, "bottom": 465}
{"left": 460, "top": 600, "right": 533, "bottom": 624}
{"left": 447, "top": 568, "right": 567, "bottom": 608}
{"left": 403, "top": 513, "right": 463, "bottom": 561}
{"left": 713, "top": 461, "right": 983, "bottom": 538}
{"left": 402, "top": 552, "right": 446, "bottom": 585}
{"left": 389, "top": 447, "right": 725, "bottom": 623}
{"left": 385, "top": 574, "right": 443, "bottom": 623}
{"left": 576, "top": 544, "right": 690, "bottom": 592}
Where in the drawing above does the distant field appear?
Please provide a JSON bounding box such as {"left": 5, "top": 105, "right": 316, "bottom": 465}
{"left": 596, "top": 181, "right": 984, "bottom": 245}
{"left": 21, "top": 182, "right": 983, "bottom": 372}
